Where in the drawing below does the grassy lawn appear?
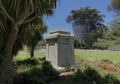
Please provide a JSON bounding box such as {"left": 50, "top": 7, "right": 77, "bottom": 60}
{"left": 75, "top": 49, "right": 120, "bottom": 63}
{"left": 16, "top": 49, "right": 120, "bottom": 62}
{"left": 13, "top": 50, "right": 46, "bottom": 74}
{"left": 14, "top": 50, "right": 45, "bottom": 61}
{"left": 14, "top": 49, "right": 120, "bottom": 84}
{"left": 74, "top": 49, "right": 120, "bottom": 80}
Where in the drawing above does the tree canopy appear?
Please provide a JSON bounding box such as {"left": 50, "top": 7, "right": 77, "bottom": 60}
{"left": 66, "top": 7, "right": 106, "bottom": 48}
{"left": 108, "top": 0, "right": 120, "bottom": 11}
{"left": 66, "top": 7, "right": 105, "bottom": 31}
{"left": 0, "top": 0, "right": 57, "bottom": 84}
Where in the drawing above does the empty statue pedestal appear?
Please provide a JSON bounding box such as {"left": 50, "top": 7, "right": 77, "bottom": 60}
{"left": 46, "top": 30, "right": 79, "bottom": 72}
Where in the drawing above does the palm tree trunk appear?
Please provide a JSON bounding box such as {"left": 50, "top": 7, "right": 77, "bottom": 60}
{"left": 30, "top": 47, "right": 34, "bottom": 58}
{"left": 0, "top": 26, "right": 18, "bottom": 84}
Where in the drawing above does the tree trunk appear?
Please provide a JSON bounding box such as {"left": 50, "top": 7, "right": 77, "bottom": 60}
{"left": 30, "top": 47, "right": 34, "bottom": 58}
{"left": 0, "top": 26, "right": 18, "bottom": 84}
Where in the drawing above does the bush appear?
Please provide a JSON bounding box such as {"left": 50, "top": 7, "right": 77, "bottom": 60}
{"left": 41, "top": 61, "right": 59, "bottom": 81}
{"left": 93, "top": 39, "right": 114, "bottom": 49}
{"left": 27, "top": 61, "right": 59, "bottom": 84}
{"left": 71, "top": 66, "right": 103, "bottom": 84}
{"left": 13, "top": 73, "right": 30, "bottom": 84}
{"left": 84, "top": 66, "right": 102, "bottom": 82}
{"left": 108, "top": 45, "right": 120, "bottom": 51}
{"left": 104, "top": 74, "right": 120, "bottom": 84}
{"left": 27, "top": 67, "right": 45, "bottom": 84}
{"left": 14, "top": 57, "right": 59, "bottom": 84}
{"left": 69, "top": 66, "right": 120, "bottom": 84}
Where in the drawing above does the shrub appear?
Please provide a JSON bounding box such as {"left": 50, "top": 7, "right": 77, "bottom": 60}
{"left": 27, "top": 67, "right": 45, "bottom": 84}
{"left": 13, "top": 73, "right": 30, "bottom": 84}
{"left": 71, "top": 66, "right": 103, "bottom": 84}
{"left": 41, "top": 61, "right": 59, "bottom": 81}
{"left": 71, "top": 66, "right": 77, "bottom": 72}
{"left": 69, "top": 66, "right": 120, "bottom": 84}
{"left": 92, "top": 39, "right": 112, "bottom": 49}
{"left": 27, "top": 61, "right": 59, "bottom": 84}
{"left": 84, "top": 66, "right": 102, "bottom": 82}
{"left": 104, "top": 74, "right": 120, "bottom": 84}
{"left": 108, "top": 45, "right": 120, "bottom": 51}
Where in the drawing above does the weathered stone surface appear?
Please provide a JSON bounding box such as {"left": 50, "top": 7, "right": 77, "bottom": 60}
{"left": 46, "top": 30, "right": 75, "bottom": 71}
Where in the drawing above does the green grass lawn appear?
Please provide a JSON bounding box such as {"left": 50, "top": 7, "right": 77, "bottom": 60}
{"left": 14, "top": 50, "right": 45, "bottom": 61}
{"left": 74, "top": 49, "right": 120, "bottom": 80}
{"left": 13, "top": 49, "right": 120, "bottom": 84}
{"left": 13, "top": 50, "right": 46, "bottom": 74}
{"left": 75, "top": 49, "right": 120, "bottom": 63}
{"left": 16, "top": 49, "right": 120, "bottom": 61}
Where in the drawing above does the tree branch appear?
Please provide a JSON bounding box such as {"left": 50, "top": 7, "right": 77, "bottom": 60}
{"left": 16, "top": 10, "right": 34, "bottom": 26}
{"left": 22, "top": 14, "right": 40, "bottom": 24}
{"left": 22, "top": 7, "right": 54, "bottom": 25}
{"left": 0, "top": 0, "right": 15, "bottom": 24}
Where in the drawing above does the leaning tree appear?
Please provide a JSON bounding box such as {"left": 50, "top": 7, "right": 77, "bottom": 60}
{"left": 0, "top": 0, "right": 57, "bottom": 84}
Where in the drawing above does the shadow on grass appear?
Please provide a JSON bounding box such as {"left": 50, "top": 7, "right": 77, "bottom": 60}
{"left": 13, "top": 58, "right": 120, "bottom": 84}
{"left": 13, "top": 61, "right": 59, "bottom": 84}
{"left": 14, "top": 57, "right": 45, "bottom": 66}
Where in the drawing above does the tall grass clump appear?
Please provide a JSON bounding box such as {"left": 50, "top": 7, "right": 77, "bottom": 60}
{"left": 68, "top": 66, "right": 120, "bottom": 84}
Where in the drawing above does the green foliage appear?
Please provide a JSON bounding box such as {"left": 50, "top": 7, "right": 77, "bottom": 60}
{"left": 83, "top": 33, "right": 95, "bottom": 48}
{"left": 67, "top": 7, "right": 107, "bottom": 49}
{"left": 66, "top": 66, "right": 120, "bottom": 84}
{"left": 12, "top": 38, "right": 24, "bottom": 56}
{"left": 74, "top": 38, "right": 81, "bottom": 49}
{"left": 115, "top": 62, "right": 120, "bottom": 68}
{"left": 15, "top": 58, "right": 40, "bottom": 66}
{"left": 93, "top": 19, "right": 120, "bottom": 50}
{"left": 93, "top": 39, "right": 113, "bottom": 49}
{"left": 27, "top": 61, "right": 59, "bottom": 84}
{"left": 13, "top": 50, "right": 120, "bottom": 84}
{"left": 71, "top": 66, "right": 77, "bottom": 72}
{"left": 71, "top": 67, "right": 103, "bottom": 84}
{"left": 27, "top": 67, "right": 45, "bottom": 84}
{"left": 0, "top": 0, "right": 57, "bottom": 56}
{"left": 41, "top": 61, "right": 59, "bottom": 80}
{"left": 108, "top": 0, "right": 120, "bottom": 12}
{"left": 66, "top": 7, "right": 105, "bottom": 26}
{"left": 14, "top": 54, "right": 59, "bottom": 84}
{"left": 104, "top": 74, "right": 120, "bottom": 84}
{"left": 23, "top": 22, "right": 47, "bottom": 58}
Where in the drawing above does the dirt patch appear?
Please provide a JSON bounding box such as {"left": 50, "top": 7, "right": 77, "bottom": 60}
{"left": 99, "top": 64, "right": 116, "bottom": 72}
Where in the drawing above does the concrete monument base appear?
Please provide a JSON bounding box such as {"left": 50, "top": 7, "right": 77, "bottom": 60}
{"left": 46, "top": 30, "right": 78, "bottom": 72}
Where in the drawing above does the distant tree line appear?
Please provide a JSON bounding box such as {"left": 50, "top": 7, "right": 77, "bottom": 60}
{"left": 93, "top": 0, "right": 120, "bottom": 50}
{"left": 66, "top": 0, "right": 120, "bottom": 50}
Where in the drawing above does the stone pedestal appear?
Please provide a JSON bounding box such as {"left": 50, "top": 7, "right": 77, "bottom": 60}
{"left": 46, "top": 30, "right": 75, "bottom": 71}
